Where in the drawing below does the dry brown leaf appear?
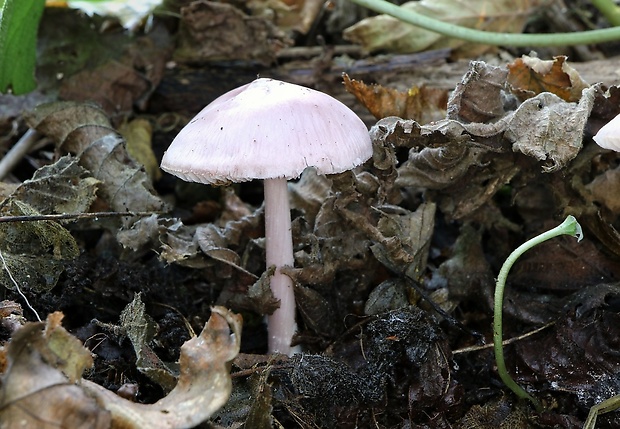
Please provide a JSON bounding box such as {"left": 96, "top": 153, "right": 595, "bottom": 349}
{"left": 507, "top": 55, "right": 590, "bottom": 102}
{"left": 175, "top": 1, "right": 292, "bottom": 65}
{"left": 0, "top": 308, "right": 242, "bottom": 429}
{"left": 343, "top": 74, "right": 448, "bottom": 123}
{"left": 38, "top": 9, "right": 172, "bottom": 114}
{"left": 9, "top": 155, "right": 100, "bottom": 215}
{"left": 24, "top": 102, "right": 168, "bottom": 216}
{"left": 448, "top": 60, "right": 511, "bottom": 123}
{"left": 59, "top": 60, "right": 151, "bottom": 115}
{"left": 586, "top": 167, "right": 620, "bottom": 212}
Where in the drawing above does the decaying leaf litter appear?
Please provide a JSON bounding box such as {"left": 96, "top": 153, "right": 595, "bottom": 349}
{"left": 1, "top": 1, "right": 620, "bottom": 428}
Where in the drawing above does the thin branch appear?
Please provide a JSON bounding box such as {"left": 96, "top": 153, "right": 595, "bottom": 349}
{"left": 0, "top": 211, "right": 160, "bottom": 223}
{"left": 0, "top": 129, "right": 41, "bottom": 180}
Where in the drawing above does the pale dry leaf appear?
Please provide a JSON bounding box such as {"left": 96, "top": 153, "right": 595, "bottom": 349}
{"left": 82, "top": 306, "right": 242, "bottom": 429}
{"left": 0, "top": 308, "right": 241, "bottom": 429}
{"left": 343, "top": 0, "right": 543, "bottom": 54}
{"left": 506, "top": 85, "right": 598, "bottom": 171}
{"left": 0, "top": 313, "right": 111, "bottom": 429}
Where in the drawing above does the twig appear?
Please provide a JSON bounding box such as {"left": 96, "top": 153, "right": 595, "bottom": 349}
{"left": 0, "top": 129, "right": 41, "bottom": 180}
{"left": 0, "top": 211, "right": 159, "bottom": 223}
{"left": 452, "top": 321, "right": 554, "bottom": 355}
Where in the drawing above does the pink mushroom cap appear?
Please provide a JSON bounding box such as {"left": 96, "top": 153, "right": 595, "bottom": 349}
{"left": 160, "top": 78, "right": 373, "bottom": 183}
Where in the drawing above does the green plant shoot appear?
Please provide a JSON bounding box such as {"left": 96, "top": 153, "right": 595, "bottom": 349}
{"left": 493, "top": 215, "right": 583, "bottom": 412}
{"left": 0, "top": 0, "right": 45, "bottom": 94}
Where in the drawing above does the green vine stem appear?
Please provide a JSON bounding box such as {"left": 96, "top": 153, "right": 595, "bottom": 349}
{"left": 347, "top": 0, "right": 620, "bottom": 46}
{"left": 493, "top": 215, "right": 583, "bottom": 412}
{"left": 592, "top": 0, "right": 620, "bottom": 27}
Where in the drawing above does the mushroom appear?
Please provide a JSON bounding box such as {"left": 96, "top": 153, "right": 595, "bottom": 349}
{"left": 594, "top": 113, "right": 620, "bottom": 151}
{"left": 161, "top": 78, "right": 372, "bottom": 355}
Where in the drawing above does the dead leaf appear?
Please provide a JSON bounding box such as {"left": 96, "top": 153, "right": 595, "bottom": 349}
{"left": 586, "top": 167, "right": 620, "bottom": 212}
{"left": 370, "top": 202, "right": 436, "bottom": 280}
{"left": 82, "top": 306, "right": 242, "bottom": 428}
{"left": 377, "top": 116, "right": 518, "bottom": 219}
{"left": 0, "top": 308, "right": 242, "bottom": 429}
{"left": 248, "top": 0, "right": 324, "bottom": 35}
{"left": 507, "top": 55, "right": 590, "bottom": 102}
{"left": 24, "top": 102, "right": 168, "bottom": 215}
{"left": 448, "top": 60, "right": 512, "bottom": 123}
{"left": 59, "top": 60, "right": 151, "bottom": 115}
{"left": 515, "top": 284, "right": 620, "bottom": 411}
{"left": 506, "top": 86, "right": 597, "bottom": 171}
{"left": 0, "top": 200, "right": 79, "bottom": 292}
{"left": 38, "top": 8, "right": 172, "bottom": 114}
{"left": 175, "top": 1, "right": 292, "bottom": 65}
{"left": 343, "top": 0, "right": 543, "bottom": 54}
{"left": 9, "top": 155, "right": 100, "bottom": 215}
{"left": 119, "top": 293, "right": 178, "bottom": 391}
{"left": 120, "top": 118, "right": 162, "bottom": 181}
{"left": 0, "top": 313, "right": 112, "bottom": 429}
{"left": 343, "top": 74, "right": 448, "bottom": 123}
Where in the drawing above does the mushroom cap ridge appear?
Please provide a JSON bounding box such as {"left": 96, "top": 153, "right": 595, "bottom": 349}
{"left": 161, "top": 78, "right": 373, "bottom": 185}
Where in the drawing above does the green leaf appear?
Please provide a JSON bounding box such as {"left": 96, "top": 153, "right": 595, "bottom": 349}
{"left": 0, "top": 0, "right": 45, "bottom": 94}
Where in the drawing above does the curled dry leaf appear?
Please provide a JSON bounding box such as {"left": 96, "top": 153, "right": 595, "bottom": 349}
{"left": 507, "top": 55, "right": 590, "bottom": 102}
{"left": 343, "top": 73, "right": 448, "bottom": 123}
{"left": 370, "top": 60, "right": 598, "bottom": 218}
{"left": 0, "top": 312, "right": 111, "bottom": 429}
{"left": 448, "top": 60, "right": 512, "bottom": 123}
{"left": 0, "top": 308, "right": 242, "bottom": 429}
{"left": 370, "top": 201, "right": 436, "bottom": 280}
{"left": 374, "top": 116, "right": 518, "bottom": 219}
{"left": 506, "top": 86, "right": 597, "bottom": 172}
{"left": 24, "top": 102, "right": 168, "bottom": 216}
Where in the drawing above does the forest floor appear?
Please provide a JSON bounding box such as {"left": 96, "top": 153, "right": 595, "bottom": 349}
{"left": 2, "top": 1, "right": 620, "bottom": 428}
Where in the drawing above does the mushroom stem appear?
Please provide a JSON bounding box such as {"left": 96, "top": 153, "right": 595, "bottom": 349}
{"left": 263, "top": 177, "right": 298, "bottom": 355}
